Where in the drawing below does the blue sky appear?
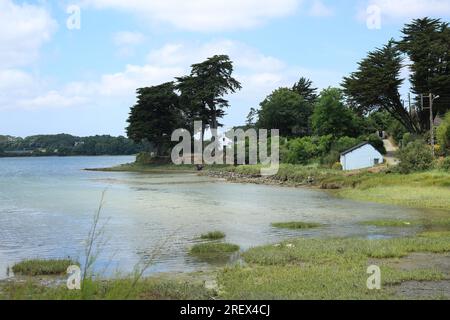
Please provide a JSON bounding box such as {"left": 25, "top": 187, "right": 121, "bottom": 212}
{"left": 1, "top": 0, "right": 450, "bottom": 137}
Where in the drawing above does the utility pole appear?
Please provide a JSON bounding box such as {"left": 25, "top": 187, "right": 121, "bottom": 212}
{"left": 408, "top": 92, "right": 411, "bottom": 116}
{"left": 421, "top": 93, "right": 440, "bottom": 157}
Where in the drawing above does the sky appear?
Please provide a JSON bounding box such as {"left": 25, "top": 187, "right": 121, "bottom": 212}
{"left": 1, "top": 0, "right": 450, "bottom": 137}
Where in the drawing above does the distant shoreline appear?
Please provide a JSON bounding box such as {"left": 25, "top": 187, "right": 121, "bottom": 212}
{"left": 0, "top": 154, "right": 137, "bottom": 159}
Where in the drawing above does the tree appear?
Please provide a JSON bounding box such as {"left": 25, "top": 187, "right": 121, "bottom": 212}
{"left": 437, "top": 111, "right": 450, "bottom": 155}
{"left": 126, "top": 82, "right": 182, "bottom": 156}
{"left": 176, "top": 55, "right": 241, "bottom": 132}
{"left": 257, "top": 88, "right": 313, "bottom": 137}
{"left": 342, "top": 41, "right": 420, "bottom": 134}
{"left": 292, "top": 77, "right": 318, "bottom": 104}
{"left": 398, "top": 18, "right": 450, "bottom": 128}
{"left": 311, "top": 88, "right": 361, "bottom": 138}
{"left": 246, "top": 107, "right": 258, "bottom": 127}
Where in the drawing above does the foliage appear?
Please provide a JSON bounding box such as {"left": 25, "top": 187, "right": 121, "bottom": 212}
{"left": 284, "top": 135, "right": 332, "bottom": 165}
{"left": 292, "top": 77, "right": 318, "bottom": 104}
{"left": 312, "top": 88, "right": 362, "bottom": 138}
{"left": 332, "top": 162, "right": 343, "bottom": 171}
{"left": 257, "top": 88, "right": 313, "bottom": 137}
{"left": 342, "top": 42, "right": 419, "bottom": 133}
{"left": 437, "top": 111, "right": 450, "bottom": 155}
{"left": 397, "top": 140, "right": 434, "bottom": 173}
{"left": 126, "top": 82, "right": 182, "bottom": 156}
{"left": 0, "top": 134, "right": 141, "bottom": 156}
{"left": 176, "top": 55, "right": 241, "bottom": 130}
{"left": 366, "top": 134, "right": 387, "bottom": 154}
{"left": 439, "top": 157, "right": 450, "bottom": 171}
{"left": 398, "top": 18, "right": 450, "bottom": 127}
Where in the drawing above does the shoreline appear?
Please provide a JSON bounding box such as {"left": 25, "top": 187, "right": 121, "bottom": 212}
{"left": 89, "top": 162, "right": 450, "bottom": 211}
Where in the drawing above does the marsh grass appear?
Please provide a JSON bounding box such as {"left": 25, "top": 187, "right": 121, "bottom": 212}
{"left": 360, "top": 218, "right": 450, "bottom": 228}
{"left": 190, "top": 243, "right": 239, "bottom": 255}
{"left": 272, "top": 221, "right": 322, "bottom": 230}
{"left": 200, "top": 231, "right": 226, "bottom": 240}
{"left": 0, "top": 277, "right": 214, "bottom": 300}
{"left": 218, "top": 235, "right": 450, "bottom": 300}
{"left": 12, "top": 259, "right": 77, "bottom": 276}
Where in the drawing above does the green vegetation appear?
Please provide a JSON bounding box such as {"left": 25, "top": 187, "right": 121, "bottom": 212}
{"left": 272, "top": 221, "right": 322, "bottom": 230}
{"left": 396, "top": 140, "right": 434, "bottom": 174}
{"left": 190, "top": 243, "right": 239, "bottom": 255}
{"left": 0, "top": 276, "right": 214, "bottom": 300}
{"left": 218, "top": 234, "right": 450, "bottom": 300}
{"left": 437, "top": 111, "right": 450, "bottom": 156}
{"left": 3, "top": 225, "right": 450, "bottom": 300}
{"left": 12, "top": 259, "right": 77, "bottom": 276}
{"left": 361, "top": 218, "right": 450, "bottom": 228}
{"left": 0, "top": 134, "right": 142, "bottom": 157}
{"left": 256, "top": 87, "right": 313, "bottom": 137}
{"left": 200, "top": 231, "right": 226, "bottom": 240}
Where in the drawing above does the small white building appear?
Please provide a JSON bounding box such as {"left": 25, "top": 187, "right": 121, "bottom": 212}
{"left": 340, "top": 142, "right": 383, "bottom": 171}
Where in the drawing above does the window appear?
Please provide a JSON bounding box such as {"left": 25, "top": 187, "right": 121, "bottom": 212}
{"left": 374, "top": 158, "right": 380, "bottom": 165}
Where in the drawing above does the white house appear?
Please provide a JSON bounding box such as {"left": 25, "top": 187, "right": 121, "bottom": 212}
{"left": 340, "top": 142, "right": 383, "bottom": 171}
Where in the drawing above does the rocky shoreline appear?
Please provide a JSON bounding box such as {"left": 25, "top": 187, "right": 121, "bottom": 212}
{"left": 201, "top": 170, "right": 321, "bottom": 188}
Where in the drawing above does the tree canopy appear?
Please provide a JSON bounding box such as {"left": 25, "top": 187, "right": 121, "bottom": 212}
{"left": 292, "top": 77, "right": 318, "bottom": 104}
{"left": 176, "top": 55, "right": 241, "bottom": 131}
{"left": 256, "top": 88, "right": 313, "bottom": 137}
{"left": 312, "top": 88, "right": 361, "bottom": 138}
{"left": 126, "top": 82, "right": 182, "bottom": 156}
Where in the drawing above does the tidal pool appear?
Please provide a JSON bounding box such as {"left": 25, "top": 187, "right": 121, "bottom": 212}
{"left": 0, "top": 156, "right": 444, "bottom": 279}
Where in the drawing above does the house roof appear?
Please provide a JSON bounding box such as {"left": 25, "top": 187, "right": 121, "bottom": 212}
{"left": 340, "top": 142, "right": 372, "bottom": 156}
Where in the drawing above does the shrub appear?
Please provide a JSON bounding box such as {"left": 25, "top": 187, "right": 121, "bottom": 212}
{"left": 397, "top": 140, "right": 434, "bottom": 174}
{"left": 332, "top": 162, "right": 343, "bottom": 171}
{"left": 366, "top": 134, "right": 386, "bottom": 154}
{"left": 136, "top": 152, "right": 154, "bottom": 164}
{"left": 320, "top": 150, "right": 340, "bottom": 167}
{"left": 439, "top": 157, "right": 450, "bottom": 171}
{"left": 437, "top": 111, "right": 450, "bottom": 155}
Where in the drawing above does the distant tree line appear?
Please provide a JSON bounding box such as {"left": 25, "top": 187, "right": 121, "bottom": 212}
{"left": 0, "top": 134, "right": 143, "bottom": 157}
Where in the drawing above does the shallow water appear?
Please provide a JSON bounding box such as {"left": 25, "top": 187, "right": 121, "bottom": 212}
{"left": 0, "top": 156, "right": 445, "bottom": 279}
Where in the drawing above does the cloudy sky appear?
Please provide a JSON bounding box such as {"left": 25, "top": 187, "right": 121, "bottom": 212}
{"left": 1, "top": 0, "right": 450, "bottom": 137}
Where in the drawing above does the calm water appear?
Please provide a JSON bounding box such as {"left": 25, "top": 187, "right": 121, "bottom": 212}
{"left": 0, "top": 156, "right": 444, "bottom": 279}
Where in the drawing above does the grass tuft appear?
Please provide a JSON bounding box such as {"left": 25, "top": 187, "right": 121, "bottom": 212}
{"left": 12, "top": 259, "right": 77, "bottom": 276}
{"left": 200, "top": 231, "right": 226, "bottom": 240}
{"left": 190, "top": 243, "right": 239, "bottom": 255}
{"left": 272, "top": 221, "right": 322, "bottom": 230}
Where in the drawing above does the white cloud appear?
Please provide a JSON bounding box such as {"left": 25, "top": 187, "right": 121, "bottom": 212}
{"left": 0, "top": 0, "right": 57, "bottom": 68}
{"left": 360, "top": 0, "right": 450, "bottom": 22}
{"left": 83, "top": 0, "right": 302, "bottom": 31}
{"left": 113, "top": 31, "right": 145, "bottom": 46}
{"left": 2, "top": 39, "right": 341, "bottom": 130}
{"left": 113, "top": 31, "right": 146, "bottom": 57}
{"left": 308, "top": 0, "right": 334, "bottom": 17}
